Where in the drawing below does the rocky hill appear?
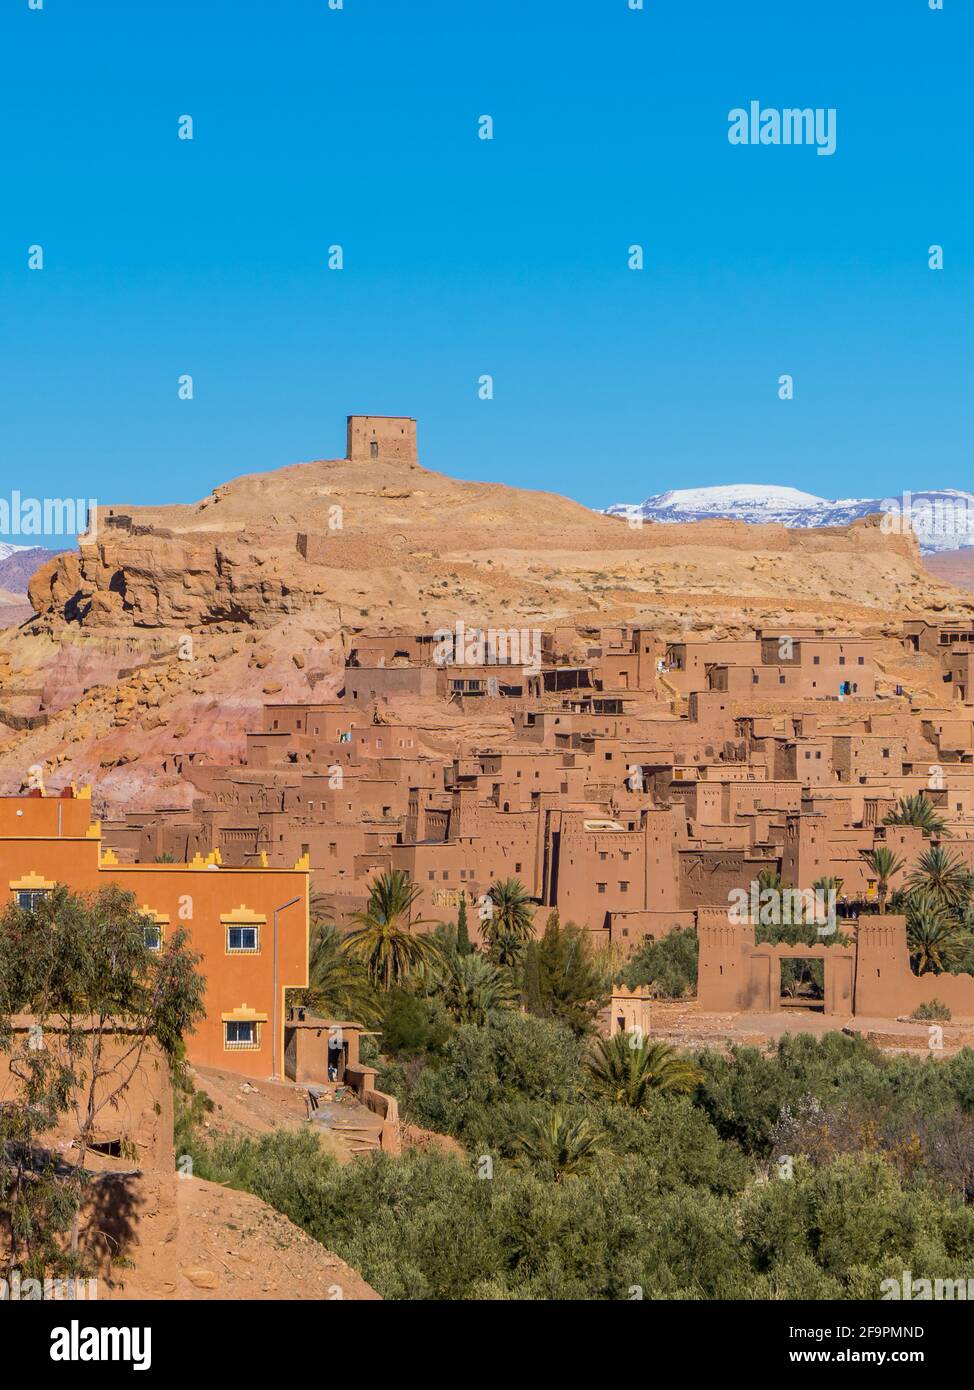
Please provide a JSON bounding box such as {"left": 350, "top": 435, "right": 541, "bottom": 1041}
{"left": 4, "top": 441, "right": 973, "bottom": 810}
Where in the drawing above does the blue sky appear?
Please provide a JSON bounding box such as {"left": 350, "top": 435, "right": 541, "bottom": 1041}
{"left": 1, "top": 0, "right": 970, "bottom": 546}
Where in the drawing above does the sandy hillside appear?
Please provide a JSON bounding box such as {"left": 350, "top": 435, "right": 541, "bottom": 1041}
{"left": 106, "top": 1174, "right": 379, "bottom": 1302}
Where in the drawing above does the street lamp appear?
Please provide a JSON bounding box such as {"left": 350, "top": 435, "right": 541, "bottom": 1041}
{"left": 272, "top": 896, "right": 301, "bottom": 1079}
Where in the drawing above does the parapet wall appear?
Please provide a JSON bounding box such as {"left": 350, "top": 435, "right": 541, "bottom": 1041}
{"left": 856, "top": 917, "right": 974, "bottom": 1019}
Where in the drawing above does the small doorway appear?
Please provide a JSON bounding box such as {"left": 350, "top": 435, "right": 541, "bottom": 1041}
{"left": 779, "top": 957, "right": 825, "bottom": 1011}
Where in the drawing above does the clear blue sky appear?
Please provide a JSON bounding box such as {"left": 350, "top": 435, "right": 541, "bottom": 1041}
{"left": 2, "top": 0, "right": 970, "bottom": 546}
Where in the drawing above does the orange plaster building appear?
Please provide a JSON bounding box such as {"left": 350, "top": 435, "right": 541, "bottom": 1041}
{"left": 0, "top": 787, "right": 309, "bottom": 1079}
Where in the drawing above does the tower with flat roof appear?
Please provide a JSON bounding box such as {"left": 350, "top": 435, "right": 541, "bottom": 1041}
{"left": 346, "top": 415, "right": 417, "bottom": 464}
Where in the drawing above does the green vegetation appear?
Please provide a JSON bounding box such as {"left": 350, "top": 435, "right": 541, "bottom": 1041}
{"left": 483, "top": 877, "right": 535, "bottom": 966}
{"left": 906, "top": 890, "right": 967, "bottom": 974}
{"left": 860, "top": 846, "right": 904, "bottom": 914}
{"left": 290, "top": 921, "right": 382, "bottom": 1027}
{"left": 588, "top": 1034, "right": 703, "bottom": 1109}
{"left": 0, "top": 885, "right": 204, "bottom": 1280}
{"left": 182, "top": 1024, "right": 974, "bottom": 1300}
{"left": 911, "top": 1000, "right": 952, "bottom": 1022}
{"left": 180, "top": 866, "right": 974, "bottom": 1299}
{"left": 531, "top": 911, "right": 610, "bottom": 1034}
{"left": 907, "top": 846, "right": 974, "bottom": 910}
{"left": 619, "top": 926, "right": 698, "bottom": 998}
{"left": 455, "top": 894, "right": 472, "bottom": 956}
{"left": 341, "top": 870, "right": 437, "bottom": 990}
{"left": 884, "top": 793, "right": 949, "bottom": 837}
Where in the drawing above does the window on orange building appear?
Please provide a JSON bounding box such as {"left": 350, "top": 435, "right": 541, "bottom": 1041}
{"left": 227, "top": 925, "right": 259, "bottom": 952}
{"left": 15, "top": 889, "right": 49, "bottom": 910}
{"left": 225, "top": 1021, "right": 259, "bottom": 1049}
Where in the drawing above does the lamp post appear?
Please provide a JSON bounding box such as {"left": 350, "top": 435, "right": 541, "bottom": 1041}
{"left": 272, "top": 896, "right": 301, "bottom": 1079}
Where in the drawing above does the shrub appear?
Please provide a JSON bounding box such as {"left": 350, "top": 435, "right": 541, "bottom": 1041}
{"left": 379, "top": 990, "right": 451, "bottom": 1057}
{"left": 619, "top": 927, "right": 698, "bottom": 999}
{"left": 912, "top": 999, "right": 952, "bottom": 1022}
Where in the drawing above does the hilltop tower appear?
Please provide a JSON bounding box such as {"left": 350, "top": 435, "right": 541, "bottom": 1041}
{"left": 346, "top": 415, "right": 417, "bottom": 465}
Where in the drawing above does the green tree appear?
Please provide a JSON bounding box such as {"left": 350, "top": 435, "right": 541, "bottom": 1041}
{"left": 439, "top": 951, "right": 517, "bottom": 1026}
{"left": 522, "top": 940, "right": 543, "bottom": 1015}
{"left": 756, "top": 868, "right": 783, "bottom": 893}
{"left": 588, "top": 1033, "right": 703, "bottom": 1110}
{"left": 289, "top": 922, "right": 380, "bottom": 1027}
{"left": 483, "top": 879, "right": 535, "bottom": 967}
{"left": 510, "top": 1107, "right": 606, "bottom": 1182}
{"left": 455, "top": 894, "right": 471, "bottom": 956}
{"left": 536, "top": 913, "right": 609, "bottom": 1035}
{"left": 906, "top": 846, "right": 973, "bottom": 912}
{"left": 0, "top": 884, "right": 204, "bottom": 1278}
{"left": 380, "top": 991, "right": 451, "bottom": 1057}
{"left": 341, "top": 870, "right": 436, "bottom": 990}
{"left": 620, "top": 927, "right": 698, "bottom": 999}
{"left": 905, "top": 890, "right": 966, "bottom": 974}
{"left": 860, "top": 847, "right": 905, "bottom": 915}
{"left": 884, "top": 794, "right": 948, "bottom": 837}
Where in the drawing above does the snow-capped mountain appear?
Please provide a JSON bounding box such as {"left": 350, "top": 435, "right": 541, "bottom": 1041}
{"left": 602, "top": 486, "right": 974, "bottom": 554}
{"left": 0, "top": 542, "right": 29, "bottom": 563}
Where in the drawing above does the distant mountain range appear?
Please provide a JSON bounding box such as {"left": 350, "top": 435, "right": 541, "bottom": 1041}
{"left": 602, "top": 485, "right": 974, "bottom": 555}
{"left": 0, "top": 544, "right": 66, "bottom": 594}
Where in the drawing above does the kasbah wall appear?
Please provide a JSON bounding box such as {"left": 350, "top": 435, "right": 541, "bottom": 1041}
{"left": 697, "top": 908, "right": 974, "bottom": 1018}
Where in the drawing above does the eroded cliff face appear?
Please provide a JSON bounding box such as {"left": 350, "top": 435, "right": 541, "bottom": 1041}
{"left": 28, "top": 534, "right": 312, "bottom": 630}
{"left": 5, "top": 451, "right": 974, "bottom": 810}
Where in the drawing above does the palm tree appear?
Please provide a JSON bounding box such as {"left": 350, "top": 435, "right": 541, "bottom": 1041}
{"left": 860, "top": 847, "right": 905, "bottom": 914}
{"left": 812, "top": 875, "right": 843, "bottom": 897}
{"left": 440, "top": 951, "right": 517, "bottom": 1026}
{"left": 884, "top": 794, "right": 948, "bottom": 837}
{"left": 905, "top": 890, "right": 965, "bottom": 975}
{"left": 292, "top": 922, "right": 381, "bottom": 1026}
{"left": 812, "top": 875, "right": 845, "bottom": 922}
{"left": 511, "top": 1108, "right": 606, "bottom": 1182}
{"left": 483, "top": 878, "right": 535, "bottom": 964}
{"left": 756, "top": 868, "right": 783, "bottom": 893}
{"left": 906, "top": 846, "right": 974, "bottom": 912}
{"left": 588, "top": 1033, "right": 703, "bottom": 1110}
{"left": 341, "top": 869, "right": 436, "bottom": 991}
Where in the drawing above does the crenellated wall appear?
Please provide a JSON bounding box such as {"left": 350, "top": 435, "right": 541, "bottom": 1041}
{"left": 697, "top": 910, "right": 974, "bottom": 1020}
